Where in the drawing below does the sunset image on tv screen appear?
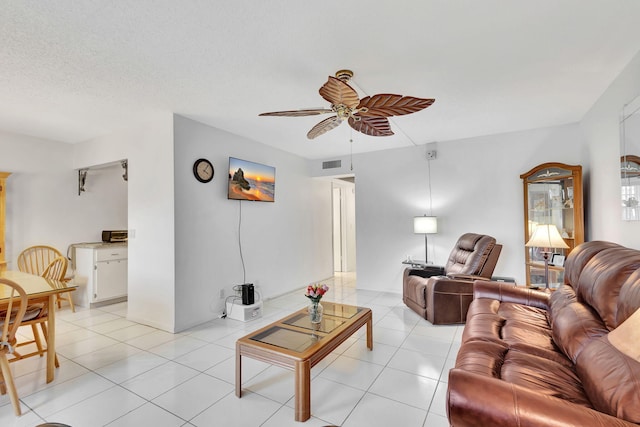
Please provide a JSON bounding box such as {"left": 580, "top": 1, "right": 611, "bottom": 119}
{"left": 228, "top": 157, "right": 275, "bottom": 202}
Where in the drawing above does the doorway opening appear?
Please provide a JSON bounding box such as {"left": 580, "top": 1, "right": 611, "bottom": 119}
{"left": 332, "top": 177, "right": 356, "bottom": 273}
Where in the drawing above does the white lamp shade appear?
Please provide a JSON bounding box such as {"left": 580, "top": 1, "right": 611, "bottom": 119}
{"left": 414, "top": 216, "right": 438, "bottom": 234}
{"left": 525, "top": 224, "right": 569, "bottom": 249}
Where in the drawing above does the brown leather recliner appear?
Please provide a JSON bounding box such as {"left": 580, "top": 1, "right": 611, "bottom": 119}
{"left": 403, "top": 233, "right": 502, "bottom": 324}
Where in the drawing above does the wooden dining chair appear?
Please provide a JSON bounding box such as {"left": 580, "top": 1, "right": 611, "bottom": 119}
{"left": 0, "top": 278, "right": 29, "bottom": 415}
{"left": 17, "top": 245, "right": 75, "bottom": 312}
{"left": 12, "top": 256, "right": 67, "bottom": 367}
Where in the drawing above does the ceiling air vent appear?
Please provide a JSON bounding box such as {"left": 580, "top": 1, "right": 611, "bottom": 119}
{"left": 322, "top": 160, "right": 342, "bottom": 169}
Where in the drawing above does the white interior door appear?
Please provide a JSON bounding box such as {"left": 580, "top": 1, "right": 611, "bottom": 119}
{"left": 332, "top": 180, "right": 356, "bottom": 272}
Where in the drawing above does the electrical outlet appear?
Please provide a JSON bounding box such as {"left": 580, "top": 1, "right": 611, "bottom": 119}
{"left": 426, "top": 150, "right": 437, "bottom": 160}
{"left": 219, "top": 289, "right": 225, "bottom": 298}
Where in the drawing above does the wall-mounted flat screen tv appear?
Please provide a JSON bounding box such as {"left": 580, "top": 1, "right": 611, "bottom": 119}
{"left": 228, "top": 157, "right": 276, "bottom": 202}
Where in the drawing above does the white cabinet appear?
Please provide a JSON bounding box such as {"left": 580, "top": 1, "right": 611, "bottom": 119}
{"left": 72, "top": 243, "right": 128, "bottom": 307}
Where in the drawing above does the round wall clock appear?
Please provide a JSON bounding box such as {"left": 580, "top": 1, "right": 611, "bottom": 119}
{"left": 193, "top": 158, "right": 214, "bottom": 183}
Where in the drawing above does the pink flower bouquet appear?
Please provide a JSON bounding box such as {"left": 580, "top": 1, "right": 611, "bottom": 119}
{"left": 305, "top": 284, "right": 329, "bottom": 303}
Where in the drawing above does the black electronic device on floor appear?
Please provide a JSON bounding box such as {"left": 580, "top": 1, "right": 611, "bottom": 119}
{"left": 241, "top": 283, "right": 255, "bottom": 305}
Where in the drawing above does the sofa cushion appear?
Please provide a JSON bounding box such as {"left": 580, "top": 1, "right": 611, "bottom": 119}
{"left": 502, "top": 349, "right": 592, "bottom": 407}
{"left": 576, "top": 335, "right": 640, "bottom": 424}
{"left": 575, "top": 247, "right": 640, "bottom": 330}
{"left": 455, "top": 340, "right": 591, "bottom": 407}
{"left": 550, "top": 299, "right": 608, "bottom": 363}
{"left": 562, "top": 240, "right": 620, "bottom": 289}
{"left": 461, "top": 298, "right": 504, "bottom": 344}
{"left": 455, "top": 339, "right": 508, "bottom": 378}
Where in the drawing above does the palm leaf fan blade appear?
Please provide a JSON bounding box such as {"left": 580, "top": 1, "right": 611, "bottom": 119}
{"left": 358, "top": 94, "right": 435, "bottom": 117}
{"left": 348, "top": 116, "right": 394, "bottom": 137}
{"left": 307, "top": 116, "right": 343, "bottom": 139}
{"left": 318, "top": 76, "right": 360, "bottom": 109}
{"left": 259, "top": 108, "right": 333, "bottom": 117}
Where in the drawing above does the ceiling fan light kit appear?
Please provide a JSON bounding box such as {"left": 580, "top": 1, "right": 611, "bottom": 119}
{"left": 260, "top": 70, "right": 435, "bottom": 139}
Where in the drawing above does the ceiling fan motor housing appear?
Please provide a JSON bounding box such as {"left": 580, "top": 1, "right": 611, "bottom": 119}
{"left": 335, "top": 69, "right": 354, "bottom": 82}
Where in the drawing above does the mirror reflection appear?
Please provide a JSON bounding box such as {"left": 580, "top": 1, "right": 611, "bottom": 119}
{"left": 621, "top": 95, "right": 640, "bottom": 221}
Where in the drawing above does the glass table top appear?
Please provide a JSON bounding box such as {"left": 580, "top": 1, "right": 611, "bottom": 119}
{"left": 282, "top": 312, "right": 345, "bottom": 333}
{"left": 321, "top": 301, "right": 360, "bottom": 318}
{"left": 247, "top": 302, "right": 364, "bottom": 352}
{"left": 250, "top": 326, "right": 321, "bottom": 352}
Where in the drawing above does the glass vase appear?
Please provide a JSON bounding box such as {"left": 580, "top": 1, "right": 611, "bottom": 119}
{"left": 308, "top": 300, "right": 323, "bottom": 324}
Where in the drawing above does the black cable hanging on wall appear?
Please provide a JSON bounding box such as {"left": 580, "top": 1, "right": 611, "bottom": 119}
{"left": 238, "top": 200, "right": 246, "bottom": 284}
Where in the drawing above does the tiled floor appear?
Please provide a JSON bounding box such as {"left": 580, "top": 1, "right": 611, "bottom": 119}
{"left": 1, "top": 273, "right": 461, "bottom": 426}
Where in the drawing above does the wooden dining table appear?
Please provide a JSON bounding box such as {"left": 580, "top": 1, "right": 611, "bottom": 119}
{"left": 0, "top": 269, "right": 76, "bottom": 383}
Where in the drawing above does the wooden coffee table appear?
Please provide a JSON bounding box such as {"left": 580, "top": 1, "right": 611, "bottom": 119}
{"left": 236, "top": 301, "right": 373, "bottom": 421}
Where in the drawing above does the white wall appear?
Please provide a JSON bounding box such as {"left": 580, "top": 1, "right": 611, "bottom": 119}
{"left": 73, "top": 112, "right": 176, "bottom": 331}
{"left": 0, "top": 130, "right": 127, "bottom": 266}
{"left": 173, "top": 116, "right": 333, "bottom": 331}
{"left": 581, "top": 49, "right": 640, "bottom": 248}
{"left": 313, "top": 123, "right": 587, "bottom": 291}
{"left": 3, "top": 113, "right": 331, "bottom": 334}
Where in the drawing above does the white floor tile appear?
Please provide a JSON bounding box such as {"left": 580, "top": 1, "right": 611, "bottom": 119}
{"left": 0, "top": 404, "right": 44, "bottom": 426}
{"left": 429, "top": 380, "right": 449, "bottom": 417}
{"left": 401, "top": 334, "right": 453, "bottom": 358}
{"left": 22, "top": 371, "right": 114, "bottom": 417}
{"left": 147, "top": 335, "right": 209, "bottom": 360}
{"left": 152, "top": 374, "right": 233, "bottom": 420}
{"left": 54, "top": 327, "right": 102, "bottom": 347}
{"left": 71, "top": 342, "right": 142, "bottom": 370}
{"left": 371, "top": 325, "right": 411, "bottom": 347}
{"left": 44, "top": 385, "right": 146, "bottom": 426}
{"left": 424, "top": 412, "right": 450, "bottom": 427}
{"left": 342, "top": 392, "right": 427, "bottom": 427}
{"left": 207, "top": 353, "right": 269, "bottom": 385}
{"left": 244, "top": 365, "right": 294, "bottom": 404}
{"left": 318, "top": 354, "right": 384, "bottom": 391}
{"left": 387, "top": 347, "right": 447, "bottom": 381}
{"left": 119, "top": 361, "right": 199, "bottom": 400}
{"left": 285, "top": 377, "right": 366, "bottom": 426}
{"left": 104, "top": 323, "right": 158, "bottom": 341}
{"left": 174, "top": 343, "right": 235, "bottom": 372}
{"left": 56, "top": 334, "right": 121, "bottom": 359}
{"left": 71, "top": 312, "right": 121, "bottom": 328}
{"left": 105, "top": 402, "right": 185, "bottom": 427}
{"left": 189, "top": 391, "right": 281, "bottom": 427}
{"left": 15, "top": 359, "right": 90, "bottom": 397}
{"left": 411, "top": 322, "right": 459, "bottom": 341}
{"left": 342, "top": 339, "right": 397, "bottom": 366}
{"left": 87, "top": 317, "right": 138, "bottom": 334}
{"left": 368, "top": 367, "right": 438, "bottom": 411}
{"left": 260, "top": 405, "right": 330, "bottom": 427}
{"left": 94, "top": 351, "right": 168, "bottom": 384}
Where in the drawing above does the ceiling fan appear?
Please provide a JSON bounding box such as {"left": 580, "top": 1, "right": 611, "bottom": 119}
{"left": 259, "top": 70, "right": 435, "bottom": 139}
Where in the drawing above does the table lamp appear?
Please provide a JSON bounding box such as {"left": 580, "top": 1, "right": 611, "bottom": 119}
{"left": 525, "top": 224, "right": 569, "bottom": 290}
{"left": 414, "top": 215, "right": 438, "bottom": 264}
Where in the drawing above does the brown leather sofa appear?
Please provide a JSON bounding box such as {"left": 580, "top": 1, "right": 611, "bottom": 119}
{"left": 447, "top": 241, "right": 640, "bottom": 426}
{"left": 403, "top": 233, "right": 502, "bottom": 324}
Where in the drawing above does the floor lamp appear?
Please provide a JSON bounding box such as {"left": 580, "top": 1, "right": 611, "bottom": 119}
{"left": 525, "top": 224, "right": 569, "bottom": 290}
{"left": 414, "top": 215, "right": 438, "bottom": 264}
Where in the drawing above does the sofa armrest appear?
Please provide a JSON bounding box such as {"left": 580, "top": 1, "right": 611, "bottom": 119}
{"left": 448, "top": 369, "right": 637, "bottom": 427}
{"left": 447, "top": 273, "right": 491, "bottom": 281}
{"left": 473, "top": 281, "right": 549, "bottom": 310}
{"left": 407, "top": 265, "right": 446, "bottom": 278}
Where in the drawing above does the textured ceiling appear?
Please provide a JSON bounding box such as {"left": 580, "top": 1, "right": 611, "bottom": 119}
{"left": 2, "top": 1, "right": 640, "bottom": 159}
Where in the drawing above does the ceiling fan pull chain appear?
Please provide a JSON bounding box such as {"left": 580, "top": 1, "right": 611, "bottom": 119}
{"left": 350, "top": 129, "right": 354, "bottom": 171}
